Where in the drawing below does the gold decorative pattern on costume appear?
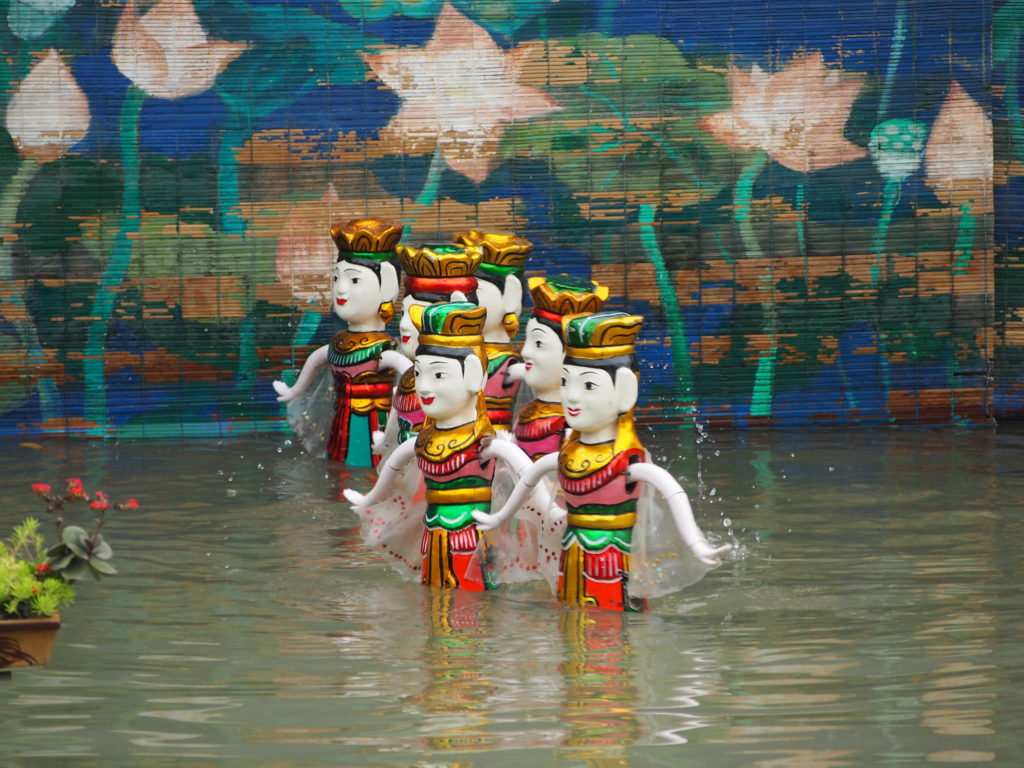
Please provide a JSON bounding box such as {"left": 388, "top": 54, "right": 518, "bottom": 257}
{"left": 396, "top": 243, "right": 482, "bottom": 277}
{"left": 517, "top": 399, "right": 564, "bottom": 423}
{"left": 559, "top": 436, "right": 616, "bottom": 478}
{"left": 417, "top": 419, "right": 490, "bottom": 463}
{"left": 330, "top": 218, "right": 403, "bottom": 253}
{"left": 330, "top": 330, "right": 394, "bottom": 355}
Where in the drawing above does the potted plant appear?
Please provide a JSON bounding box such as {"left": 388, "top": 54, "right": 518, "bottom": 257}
{"left": 1, "top": 479, "right": 137, "bottom": 672}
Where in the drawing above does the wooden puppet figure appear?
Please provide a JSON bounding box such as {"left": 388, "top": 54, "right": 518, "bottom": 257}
{"left": 373, "top": 244, "right": 483, "bottom": 456}
{"left": 476, "top": 311, "right": 731, "bottom": 612}
{"left": 453, "top": 231, "right": 530, "bottom": 431}
{"left": 514, "top": 275, "right": 609, "bottom": 461}
{"left": 345, "top": 302, "right": 541, "bottom": 591}
{"left": 272, "top": 218, "right": 403, "bottom": 467}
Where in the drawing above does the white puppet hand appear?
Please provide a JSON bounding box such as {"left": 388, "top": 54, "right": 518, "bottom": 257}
{"left": 342, "top": 488, "right": 368, "bottom": 509}
{"left": 379, "top": 349, "right": 412, "bottom": 376}
{"left": 273, "top": 380, "right": 296, "bottom": 403}
{"left": 626, "top": 462, "right": 731, "bottom": 566}
{"left": 275, "top": 345, "right": 329, "bottom": 402}
{"left": 471, "top": 509, "right": 501, "bottom": 531}
{"left": 690, "top": 539, "right": 732, "bottom": 566}
{"left": 370, "top": 430, "right": 387, "bottom": 454}
{"left": 505, "top": 362, "right": 526, "bottom": 382}
{"left": 342, "top": 437, "right": 417, "bottom": 510}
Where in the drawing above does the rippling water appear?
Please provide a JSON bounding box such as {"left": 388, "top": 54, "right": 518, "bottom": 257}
{"left": 1, "top": 427, "right": 1022, "bottom": 766}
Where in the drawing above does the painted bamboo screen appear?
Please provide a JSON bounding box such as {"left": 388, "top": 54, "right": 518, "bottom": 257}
{"left": 0, "top": 0, "right": 1016, "bottom": 437}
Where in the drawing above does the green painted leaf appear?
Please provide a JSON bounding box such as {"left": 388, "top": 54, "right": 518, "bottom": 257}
{"left": 505, "top": 35, "right": 735, "bottom": 205}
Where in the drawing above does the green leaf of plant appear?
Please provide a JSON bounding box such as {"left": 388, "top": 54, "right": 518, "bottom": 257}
{"left": 90, "top": 536, "right": 113, "bottom": 561}
{"left": 89, "top": 559, "right": 117, "bottom": 576}
{"left": 60, "top": 525, "right": 89, "bottom": 558}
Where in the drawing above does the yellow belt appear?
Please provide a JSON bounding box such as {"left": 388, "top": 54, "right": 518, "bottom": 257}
{"left": 426, "top": 487, "right": 492, "bottom": 505}
{"left": 566, "top": 512, "right": 637, "bottom": 530}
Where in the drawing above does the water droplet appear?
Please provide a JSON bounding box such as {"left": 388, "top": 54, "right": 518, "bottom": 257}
{"left": 722, "top": 517, "right": 732, "bottom": 527}
{"left": 709, "top": 488, "right": 717, "bottom": 496}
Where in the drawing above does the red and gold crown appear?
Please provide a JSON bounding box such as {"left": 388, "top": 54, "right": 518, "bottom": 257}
{"left": 453, "top": 231, "right": 530, "bottom": 284}
{"left": 397, "top": 243, "right": 482, "bottom": 299}
{"left": 529, "top": 275, "right": 610, "bottom": 324}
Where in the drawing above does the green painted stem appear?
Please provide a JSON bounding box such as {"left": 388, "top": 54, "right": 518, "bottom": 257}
{"left": 794, "top": 183, "right": 807, "bottom": 260}
{"left": 871, "top": 179, "right": 901, "bottom": 287}
{"left": 734, "top": 153, "right": 776, "bottom": 418}
{"left": 218, "top": 118, "right": 251, "bottom": 238}
{"left": 953, "top": 202, "right": 977, "bottom": 274}
{"left": 871, "top": 179, "right": 902, "bottom": 419}
{"left": 292, "top": 308, "right": 323, "bottom": 348}
{"left": 83, "top": 86, "right": 146, "bottom": 429}
{"left": 877, "top": 0, "right": 908, "bottom": 121}
{"left": 415, "top": 145, "right": 446, "bottom": 208}
{"left": 1007, "top": 29, "right": 1024, "bottom": 164}
{"left": 0, "top": 158, "right": 59, "bottom": 419}
{"left": 638, "top": 203, "right": 694, "bottom": 418}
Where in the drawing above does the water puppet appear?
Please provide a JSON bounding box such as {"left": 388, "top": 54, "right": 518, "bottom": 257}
{"left": 452, "top": 231, "right": 530, "bottom": 431}
{"left": 475, "top": 311, "right": 731, "bottom": 611}
{"left": 371, "top": 243, "right": 483, "bottom": 457}
{"left": 514, "top": 275, "right": 609, "bottom": 461}
{"left": 273, "top": 218, "right": 404, "bottom": 467}
{"left": 345, "top": 302, "right": 552, "bottom": 591}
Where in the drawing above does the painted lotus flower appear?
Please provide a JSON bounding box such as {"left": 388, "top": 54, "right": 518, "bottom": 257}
{"left": 275, "top": 185, "right": 350, "bottom": 304}
{"left": 924, "top": 81, "right": 992, "bottom": 208}
{"left": 111, "top": 0, "right": 246, "bottom": 100}
{"left": 363, "top": 2, "right": 561, "bottom": 183}
{"left": 5, "top": 49, "right": 90, "bottom": 163}
{"left": 700, "top": 52, "right": 867, "bottom": 174}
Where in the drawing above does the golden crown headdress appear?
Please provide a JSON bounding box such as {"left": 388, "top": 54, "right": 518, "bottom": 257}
{"left": 453, "top": 231, "right": 530, "bottom": 284}
{"left": 562, "top": 311, "right": 643, "bottom": 368}
{"left": 529, "top": 275, "right": 610, "bottom": 322}
{"left": 410, "top": 301, "right": 487, "bottom": 367}
{"left": 331, "top": 218, "right": 403, "bottom": 259}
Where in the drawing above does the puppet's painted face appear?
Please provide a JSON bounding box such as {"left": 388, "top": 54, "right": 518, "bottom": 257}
{"left": 398, "top": 295, "right": 427, "bottom": 358}
{"left": 522, "top": 319, "right": 563, "bottom": 394}
{"left": 561, "top": 364, "right": 620, "bottom": 434}
{"left": 332, "top": 261, "right": 381, "bottom": 323}
{"left": 415, "top": 354, "right": 475, "bottom": 420}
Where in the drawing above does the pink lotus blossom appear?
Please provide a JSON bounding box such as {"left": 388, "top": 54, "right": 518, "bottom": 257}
{"left": 111, "top": 0, "right": 246, "bottom": 100}
{"left": 700, "top": 52, "right": 867, "bottom": 174}
{"left": 924, "top": 81, "right": 992, "bottom": 209}
{"left": 364, "top": 2, "right": 561, "bottom": 183}
{"left": 5, "top": 49, "right": 90, "bottom": 163}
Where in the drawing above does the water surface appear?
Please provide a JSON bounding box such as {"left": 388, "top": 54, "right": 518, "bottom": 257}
{"left": 1, "top": 427, "right": 1021, "bottom": 766}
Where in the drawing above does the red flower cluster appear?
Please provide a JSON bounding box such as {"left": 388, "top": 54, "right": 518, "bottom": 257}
{"left": 90, "top": 499, "right": 110, "bottom": 512}
{"left": 35, "top": 563, "right": 52, "bottom": 575}
{"left": 125, "top": 498, "right": 139, "bottom": 510}
{"left": 31, "top": 483, "right": 52, "bottom": 497}
{"left": 66, "top": 477, "right": 87, "bottom": 500}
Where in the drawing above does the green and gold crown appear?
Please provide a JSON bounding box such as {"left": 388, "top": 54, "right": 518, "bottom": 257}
{"left": 330, "top": 218, "right": 403, "bottom": 260}
{"left": 563, "top": 311, "right": 643, "bottom": 365}
{"left": 529, "top": 274, "right": 610, "bottom": 318}
{"left": 453, "top": 231, "right": 530, "bottom": 282}
{"left": 396, "top": 243, "right": 482, "bottom": 278}
{"left": 411, "top": 301, "right": 488, "bottom": 367}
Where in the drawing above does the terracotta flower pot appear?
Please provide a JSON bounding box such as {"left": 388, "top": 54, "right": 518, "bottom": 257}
{"left": 0, "top": 613, "right": 61, "bottom": 671}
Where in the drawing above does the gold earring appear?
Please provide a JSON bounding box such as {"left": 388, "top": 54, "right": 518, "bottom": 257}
{"left": 502, "top": 312, "right": 520, "bottom": 337}
{"left": 378, "top": 301, "right": 395, "bottom": 324}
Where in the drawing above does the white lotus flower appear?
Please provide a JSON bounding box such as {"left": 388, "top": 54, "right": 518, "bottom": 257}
{"left": 111, "top": 0, "right": 246, "bottom": 100}
{"left": 5, "top": 49, "right": 90, "bottom": 163}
